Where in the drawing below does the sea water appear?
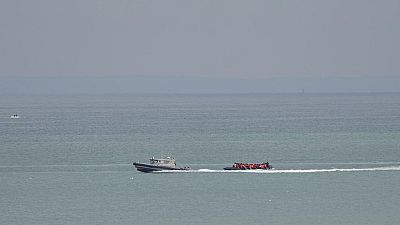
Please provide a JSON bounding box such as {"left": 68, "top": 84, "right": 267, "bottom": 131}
{"left": 1, "top": 93, "right": 399, "bottom": 225}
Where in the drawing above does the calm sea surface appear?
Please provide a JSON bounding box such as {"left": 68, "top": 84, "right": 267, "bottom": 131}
{"left": 1, "top": 93, "right": 400, "bottom": 225}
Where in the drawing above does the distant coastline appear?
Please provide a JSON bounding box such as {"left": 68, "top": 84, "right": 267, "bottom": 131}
{"left": 1, "top": 76, "right": 399, "bottom": 95}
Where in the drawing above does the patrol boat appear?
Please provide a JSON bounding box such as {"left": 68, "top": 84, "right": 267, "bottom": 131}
{"left": 133, "top": 157, "right": 190, "bottom": 173}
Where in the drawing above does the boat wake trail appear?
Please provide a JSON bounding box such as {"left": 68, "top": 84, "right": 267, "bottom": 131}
{"left": 158, "top": 166, "right": 400, "bottom": 174}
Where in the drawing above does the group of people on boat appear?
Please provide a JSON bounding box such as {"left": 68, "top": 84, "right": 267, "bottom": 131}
{"left": 232, "top": 162, "right": 270, "bottom": 170}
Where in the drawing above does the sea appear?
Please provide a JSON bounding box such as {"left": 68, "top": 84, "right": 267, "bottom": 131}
{"left": 1, "top": 93, "right": 399, "bottom": 225}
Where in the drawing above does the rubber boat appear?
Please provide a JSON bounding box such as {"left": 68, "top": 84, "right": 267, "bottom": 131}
{"left": 133, "top": 157, "right": 190, "bottom": 173}
{"left": 224, "top": 162, "right": 272, "bottom": 170}
{"left": 10, "top": 114, "right": 20, "bottom": 119}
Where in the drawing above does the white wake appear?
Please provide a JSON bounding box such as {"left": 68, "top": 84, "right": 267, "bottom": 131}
{"left": 157, "top": 166, "right": 400, "bottom": 174}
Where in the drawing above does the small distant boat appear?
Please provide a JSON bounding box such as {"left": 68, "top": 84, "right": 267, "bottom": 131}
{"left": 133, "top": 157, "right": 190, "bottom": 173}
{"left": 224, "top": 162, "right": 272, "bottom": 170}
{"left": 10, "top": 114, "right": 20, "bottom": 119}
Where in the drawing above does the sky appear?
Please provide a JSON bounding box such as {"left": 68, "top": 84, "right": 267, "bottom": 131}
{"left": 0, "top": 0, "right": 399, "bottom": 94}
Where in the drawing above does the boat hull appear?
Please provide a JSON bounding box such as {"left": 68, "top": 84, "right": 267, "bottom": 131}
{"left": 133, "top": 162, "right": 189, "bottom": 173}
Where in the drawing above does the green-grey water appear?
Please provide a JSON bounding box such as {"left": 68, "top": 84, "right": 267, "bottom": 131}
{"left": 1, "top": 93, "right": 400, "bottom": 225}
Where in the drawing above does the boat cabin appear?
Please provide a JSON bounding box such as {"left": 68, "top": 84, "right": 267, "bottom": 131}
{"left": 149, "top": 157, "right": 177, "bottom": 167}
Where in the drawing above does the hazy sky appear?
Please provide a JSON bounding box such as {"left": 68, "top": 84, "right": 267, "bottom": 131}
{"left": 1, "top": 0, "right": 399, "bottom": 93}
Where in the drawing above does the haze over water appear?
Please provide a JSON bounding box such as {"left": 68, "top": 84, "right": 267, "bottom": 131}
{"left": 1, "top": 93, "right": 399, "bottom": 225}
